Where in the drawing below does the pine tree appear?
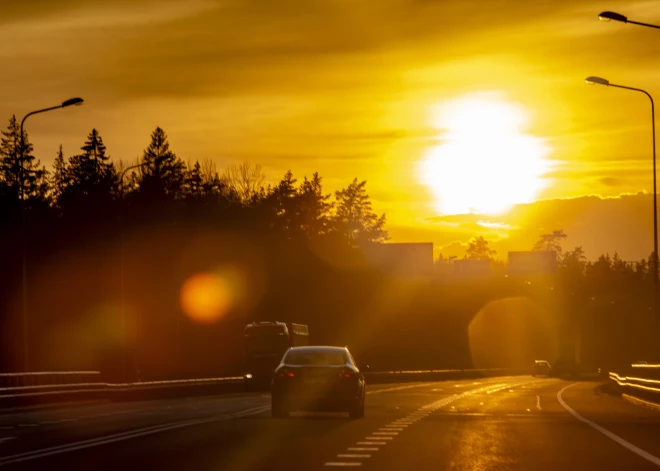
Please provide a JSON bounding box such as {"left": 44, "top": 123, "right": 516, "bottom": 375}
{"left": 186, "top": 161, "right": 204, "bottom": 198}
{"left": 533, "top": 229, "right": 567, "bottom": 254}
{"left": 139, "top": 127, "right": 186, "bottom": 199}
{"left": 298, "top": 172, "right": 332, "bottom": 237}
{"left": 332, "top": 178, "right": 388, "bottom": 245}
{"left": 61, "top": 129, "right": 117, "bottom": 211}
{"left": 81, "top": 129, "right": 107, "bottom": 162}
{"left": 0, "top": 115, "right": 49, "bottom": 205}
{"left": 51, "top": 145, "right": 68, "bottom": 205}
{"left": 267, "top": 170, "right": 300, "bottom": 235}
{"left": 465, "top": 236, "right": 496, "bottom": 260}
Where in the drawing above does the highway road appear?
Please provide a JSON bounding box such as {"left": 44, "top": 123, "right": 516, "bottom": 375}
{"left": 1, "top": 376, "right": 660, "bottom": 469}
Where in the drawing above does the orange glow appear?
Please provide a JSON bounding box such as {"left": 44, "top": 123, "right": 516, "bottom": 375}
{"left": 179, "top": 272, "right": 232, "bottom": 324}
{"left": 468, "top": 297, "right": 558, "bottom": 369}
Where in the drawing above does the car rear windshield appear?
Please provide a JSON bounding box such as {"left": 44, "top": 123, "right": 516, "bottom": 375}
{"left": 284, "top": 350, "right": 348, "bottom": 366}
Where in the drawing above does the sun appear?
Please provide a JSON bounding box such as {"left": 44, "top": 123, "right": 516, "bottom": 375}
{"left": 418, "top": 92, "right": 552, "bottom": 215}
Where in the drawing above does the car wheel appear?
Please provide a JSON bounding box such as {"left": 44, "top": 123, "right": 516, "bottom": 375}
{"left": 349, "top": 394, "right": 365, "bottom": 419}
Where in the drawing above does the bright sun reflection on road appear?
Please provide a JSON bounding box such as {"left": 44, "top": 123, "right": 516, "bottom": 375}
{"left": 418, "top": 92, "right": 553, "bottom": 215}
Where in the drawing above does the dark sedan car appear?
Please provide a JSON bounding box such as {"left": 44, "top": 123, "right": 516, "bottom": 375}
{"left": 271, "top": 346, "right": 366, "bottom": 419}
{"left": 532, "top": 360, "right": 552, "bottom": 377}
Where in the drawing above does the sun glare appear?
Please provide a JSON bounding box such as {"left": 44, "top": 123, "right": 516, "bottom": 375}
{"left": 418, "top": 92, "right": 552, "bottom": 215}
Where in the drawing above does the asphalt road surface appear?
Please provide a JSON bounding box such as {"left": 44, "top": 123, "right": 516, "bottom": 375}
{"left": 1, "top": 376, "right": 660, "bottom": 470}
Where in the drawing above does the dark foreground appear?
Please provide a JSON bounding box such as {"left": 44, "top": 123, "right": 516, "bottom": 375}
{"left": 1, "top": 376, "right": 660, "bottom": 470}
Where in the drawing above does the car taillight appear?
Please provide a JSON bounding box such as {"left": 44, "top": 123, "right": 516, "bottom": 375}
{"left": 339, "top": 370, "right": 352, "bottom": 378}
{"left": 278, "top": 371, "right": 295, "bottom": 378}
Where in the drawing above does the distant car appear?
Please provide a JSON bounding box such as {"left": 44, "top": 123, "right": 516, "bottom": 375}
{"left": 532, "top": 360, "right": 552, "bottom": 377}
{"left": 271, "top": 346, "right": 366, "bottom": 419}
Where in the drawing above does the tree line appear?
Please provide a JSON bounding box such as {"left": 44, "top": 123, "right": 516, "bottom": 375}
{"left": 437, "top": 229, "right": 656, "bottom": 288}
{"left": 0, "top": 118, "right": 388, "bottom": 245}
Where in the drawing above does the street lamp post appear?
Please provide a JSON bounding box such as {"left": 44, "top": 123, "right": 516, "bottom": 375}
{"left": 18, "top": 97, "right": 84, "bottom": 371}
{"left": 599, "top": 11, "right": 660, "bottom": 30}
{"left": 585, "top": 76, "right": 659, "bottom": 340}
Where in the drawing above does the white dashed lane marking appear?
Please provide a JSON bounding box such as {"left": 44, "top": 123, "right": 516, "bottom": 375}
{"left": 536, "top": 395, "right": 542, "bottom": 411}
{"left": 0, "top": 437, "right": 16, "bottom": 444}
{"left": 326, "top": 379, "right": 538, "bottom": 468}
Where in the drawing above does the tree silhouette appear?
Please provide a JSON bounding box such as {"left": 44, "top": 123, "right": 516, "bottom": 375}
{"left": 533, "top": 229, "right": 567, "bottom": 254}
{"left": 223, "top": 160, "right": 265, "bottom": 205}
{"left": 333, "top": 178, "right": 388, "bottom": 245}
{"left": 268, "top": 170, "right": 299, "bottom": 235}
{"left": 297, "top": 173, "right": 333, "bottom": 238}
{"left": 559, "top": 246, "right": 587, "bottom": 287}
{"left": 59, "top": 129, "right": 117, "bottom": 214}
{"left": 0, "top": 115, "right": 49, "bottom": 209}
{"left": 465, "top": 236, "right": 496, "bottom": 260}
{"left": 139, "top": 127, "right": 186, "bottom": 199}
{"left": 50, "top": 145, "right": 68, "bottom": 206}
{"left": 186, "top": 161, "right": 204, "bottom": 197}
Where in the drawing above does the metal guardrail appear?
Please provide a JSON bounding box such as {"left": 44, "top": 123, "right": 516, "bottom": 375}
{"left": 609, "top": 363, "right": 660, "bottom": 401}
{"left": 0, "top": 368, "right": 527, "bottom": 408}
{"left": 0, "top": 376, "right": 244, "bottom": 398}
{"left": 0, "top": 371, "right": 102, "bottom": 388}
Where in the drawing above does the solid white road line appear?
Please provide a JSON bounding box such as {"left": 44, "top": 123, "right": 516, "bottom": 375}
{"left": 324, "top": 463, "right": 362, "bottom": 467}
{"left": 348, "top": 448, "right": 378, "bottom": 451}
{"left": 337, "top": 454, "right": 371, "bottom": 458}
{"left": 357, "top": 442, "right": 387, "bottom": 445}
{"left": 557, "top": 383, "right": 660, "bottom": 467}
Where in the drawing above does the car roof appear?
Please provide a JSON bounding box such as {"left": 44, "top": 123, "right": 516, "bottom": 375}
{"left": 286, "top": 346, "right": 349, "bottom": 354}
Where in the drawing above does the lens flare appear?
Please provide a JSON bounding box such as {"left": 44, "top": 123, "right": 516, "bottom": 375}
{"left": 180, "top": 272, "right": 232, "bottom": 324}
{"left": 468, "top": 297, "right": 558, "bottom": 369}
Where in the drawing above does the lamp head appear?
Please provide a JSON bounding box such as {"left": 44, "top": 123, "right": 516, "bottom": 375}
{"left": 585, "top": 76, "right": 610, "bottom": 86}
{"left": 599, "top": 11, "right": 628, "bottom": 23}
{"left": 62, "top": 97, "right": 84, "bottom": 107}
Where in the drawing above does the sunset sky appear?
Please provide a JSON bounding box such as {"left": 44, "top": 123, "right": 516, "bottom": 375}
{"left": 3, "top": 0, "right": 660, "bottom": 260}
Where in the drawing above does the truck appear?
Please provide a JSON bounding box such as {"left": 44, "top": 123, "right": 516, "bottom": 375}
{"left": 243, "top": 321, "right": 309, "bottom": 389}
